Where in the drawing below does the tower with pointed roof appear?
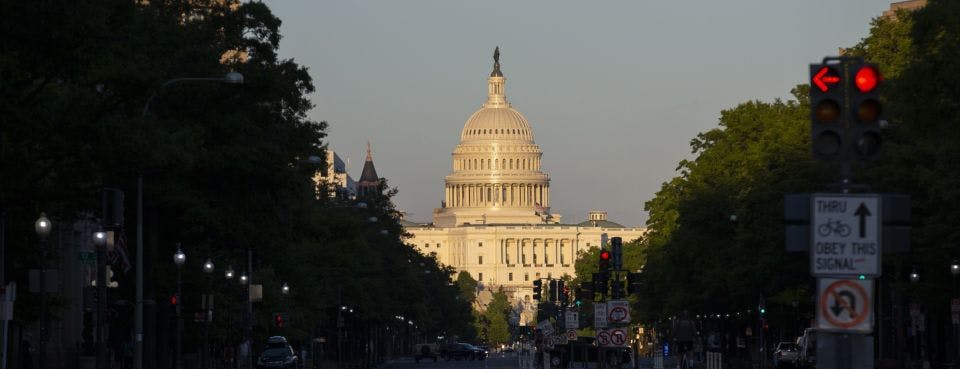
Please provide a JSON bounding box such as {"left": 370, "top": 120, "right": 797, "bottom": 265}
{"left": 357, "top": 141, "right": 381, "bottom": 197}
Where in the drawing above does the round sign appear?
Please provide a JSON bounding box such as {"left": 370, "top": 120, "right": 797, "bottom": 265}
{"left": 610, "top": 329, "right": 627, "bottom": 346}
{"left": 608, "top": 306, "right": 628, "bottom": 323}
{"left": 566, "top": 329, "right": 577, "bottom": 341}
{"left": 596, "top": 331, "right": 610, "bottom": 346}
{"left": 819, "top": 279, "right": 870, "bottom": 329}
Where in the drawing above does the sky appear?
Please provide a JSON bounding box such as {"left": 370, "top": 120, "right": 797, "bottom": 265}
{"left": 262, "top": 0, "right": 894, "bottom": 225}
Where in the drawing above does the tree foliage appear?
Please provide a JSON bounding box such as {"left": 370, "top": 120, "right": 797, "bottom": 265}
{"left": 1, "top": 0, "right": 474, "bottom": 346}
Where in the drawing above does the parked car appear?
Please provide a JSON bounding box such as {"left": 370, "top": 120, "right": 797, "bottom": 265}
{"left": 547, "top": 339, "right": 631, "bottom": 369}
{"left": 773, "top": 342, "right": 799, "bottom": 368}
{"left": 440, "top": 343, "right": 487, "bottom": 361}
{"left": 257, "top": 340, "right": 300, "bottom": 369}
{"left": 414, "top": 343, "right": 439, "bottom": 363}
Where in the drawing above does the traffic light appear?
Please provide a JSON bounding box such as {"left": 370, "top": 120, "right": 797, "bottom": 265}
{"left": 558, "top": 281, "right": 569, "bottom": 305}
{"left": 759, "top": 300, "right": 766, "bottom": 316}
{"left": 810, "top": 62, "right": 844, "bottom": 161}
{"left": 626, "top": 272, "right": 642, "bottom": 294}
{"left": 848, "top": 62, "right": 882, "bottom": 160}
{"left": 610, "top": 237, "right": 623, "bottom": 270}
{"left": 533, "top": 279, "right": 543, "bottom": 300}
{"left": 549, "top": 279, "right": 559, "bottom": 301}
{"left": 599, "top": 249, "right": 611, "bottom": 272}
{"left": 274, "top": 313, "right": 285, "bottom": 328}
{"left": 578, "top": 280, "right": 594, "bottom": 305}
{"left": 169, "top": 293, "right": 178, "bottom": 306}
{"left": 593, "top": 272, "right": 609, "bottom": 298}
{"left": 610, "top": 280, "right": 624, "bottom": 299}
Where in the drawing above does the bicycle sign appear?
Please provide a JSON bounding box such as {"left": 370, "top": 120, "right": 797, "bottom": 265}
{"left": 811, "top": 194, "right": 881, "bottom": 277}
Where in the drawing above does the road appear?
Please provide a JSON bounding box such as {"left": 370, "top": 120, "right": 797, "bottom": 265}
{"left": 382, "top": 353, "right": 521, "bottom": 369}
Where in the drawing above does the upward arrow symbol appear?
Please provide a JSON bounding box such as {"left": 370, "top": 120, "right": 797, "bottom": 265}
{"left": 854, "top": 203, "right": 872, "bottom": 238}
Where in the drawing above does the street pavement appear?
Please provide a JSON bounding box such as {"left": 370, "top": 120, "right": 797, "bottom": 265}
{"left": 381, "top": 353, "right": 519, "bottom": 369}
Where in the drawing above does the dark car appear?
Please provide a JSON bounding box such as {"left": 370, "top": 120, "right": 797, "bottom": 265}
{"left": 773, "top": 342, "right": 799, "bottom": 368}
{"left": 548, "top": 340, "right": 631, "bottom": 369}
{"left": 414, "top": 343, "right": 439, "bottom": 363}
{"left": 257, "top": 347, "right": 299, "bottom": 369}
{"left": 440, "top": 343, "right": 487, "bottom": 361}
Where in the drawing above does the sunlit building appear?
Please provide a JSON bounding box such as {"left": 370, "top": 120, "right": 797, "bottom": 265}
{"left": 400, "top": 49, "right": 645, "bottom": 323}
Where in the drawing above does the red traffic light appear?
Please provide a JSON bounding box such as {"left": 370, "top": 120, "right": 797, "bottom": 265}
{"left": 600, "top": 251, "right": 611, "bottom": 260}
{"left": 274, "top": 313, "right": 285, "bottom": 328}
{"left": 812, "top": 66, "right": 841, "bottom": 92}
{"left": 170, "top": 294, "right": 178, "bottom": 305}
{"left": 855, "top": 66, "right": 879, "bottom": 93}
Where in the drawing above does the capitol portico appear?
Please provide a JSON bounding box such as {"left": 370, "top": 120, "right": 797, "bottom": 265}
{"left": 401, "top": 49, "right": 645, "bottom": 324}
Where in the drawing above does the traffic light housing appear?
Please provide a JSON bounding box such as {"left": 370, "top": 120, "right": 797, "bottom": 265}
{"left": 593, "top": 272, "right": 609, "bottom": 298}
{"left": 549, "top": 279, "right": 559, "bottom": 301}
{"left": 810, "top": 63, "right": 845, "bottom": 161}
{"left": 599, "top": 249, "right": 611, "bottom": 272}
{"left": 849, "top": 62, "right": 882, "bottom": 160}
{"left": 274, "top": 313, "right": 285, "bottom": 328}
{"left": 533, "top": 279, "right": 543, "bottom": 300}
{"left": 610, "top": 237, "right": 623, "bottom": 270}
{"left": 626, "top": 272, "right": 642, "bottom": 294}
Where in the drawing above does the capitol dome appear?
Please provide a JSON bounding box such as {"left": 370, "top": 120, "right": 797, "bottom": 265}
{"left": 433, "top": 47, "right": 556, "bottom": 228}
{"left": 460, "top": 107, "right": 534, "bottom": 143}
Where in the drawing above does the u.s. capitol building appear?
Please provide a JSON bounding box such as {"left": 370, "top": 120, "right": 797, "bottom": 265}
{"left": 400, "top": 49, "right": 645, "bottom": 322}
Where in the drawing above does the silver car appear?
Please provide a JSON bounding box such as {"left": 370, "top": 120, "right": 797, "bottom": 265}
{"left": 773, "top": 342, "right": 799, "bottom": 368}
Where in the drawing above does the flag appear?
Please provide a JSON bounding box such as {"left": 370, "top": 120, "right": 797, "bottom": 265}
{"left": 109, "top": 231, "right": 133, "bottom": 273}
{"left": 534, "top": 202, "right": 546, "bottom": 215}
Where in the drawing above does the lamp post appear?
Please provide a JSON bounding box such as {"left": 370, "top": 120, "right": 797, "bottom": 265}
{"left": 92, "top": 230, "right": 109, "bottom": 369}
{"left": 909, "top": 268, "right": 921, "bottom": 369}
{"left": 173, "top": 246, "right": 186, "bottom": 369}
{"left": 952, "top": 260, "right": 959, "bottom": 368}
{"left": 202, "top": 259, "right": 214, "bottom": 369}
{"left": 136, "top": 72, "right": 243, "bottom": 369}
{"left": 34, "top": 213, "right": 51, "bottom": 369}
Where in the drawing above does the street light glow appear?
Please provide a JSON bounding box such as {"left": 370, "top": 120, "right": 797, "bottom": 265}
{"left": 203, "top": 259, "right": 214, "bottom": 274}
{"left": 173, "top": 248, "right": 186, "bottom": 266}
{"left": 282, "top": 283, "right": 290, "bottom": 294}
{"left": 94, "top": 231, "right": 107, "bottom": 246}
{"left": 225, "top": 266, "right": 234, "bottom": 280}
{"left": 239, "top": 274, "right": 248, "bottom": 284}
{"left": 35, "top": 212, "right": 52, "bottom": 238}
{"left": 952, "top": 260, "right": 960, "bottom": 276}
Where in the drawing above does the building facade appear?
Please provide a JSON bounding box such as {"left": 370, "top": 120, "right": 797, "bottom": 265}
{"left": 401, "top": 49, "right": 644, "bottom": 323}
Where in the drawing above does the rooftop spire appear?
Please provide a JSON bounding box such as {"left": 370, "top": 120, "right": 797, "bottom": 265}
{"left": 484, "top": 46, "right": 508, "bottom": 108}
{"left": 365, "top": 140, "right": 372, "bottom": 161}
{"left": 491, "top": 46, "right": 502, "bottom": 77}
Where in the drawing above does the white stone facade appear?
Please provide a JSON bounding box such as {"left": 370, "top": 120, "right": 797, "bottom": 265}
{"left": 402, "top": 51, "right": 645, "bottom": 323}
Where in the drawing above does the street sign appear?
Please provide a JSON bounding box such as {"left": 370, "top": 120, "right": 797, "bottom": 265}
{"left": 565, "top": 309, "right": 579, "bottom": 329}
{"left": 78, "top": 251, "right": 96, "bottom": 264}
{"left": 607, "top": 300, "right": 630, "bottom": 324}
{"left": 594, "top": 302, "right": 607, "bottom": 329}
{"left": 816, "top": 278, "right": 873, "bottom": 333}
{"left": 566, "top": 329, "right": 577, "bottom": 341}
{"left": 596, "top": 330, "right": 611, "bottom": 346}
{"left": 608, "top": 328, "right": 628, "bottom": 347}
{"left": 811, "top": 194, "right": 881, "bottom": 277}
{"left": 538, "top": 319, "right": 555, "bottom": 336}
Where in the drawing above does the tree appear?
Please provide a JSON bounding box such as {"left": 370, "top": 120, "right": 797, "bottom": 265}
{"left": 480, "top": 289, "right": 512, "bottom": 346}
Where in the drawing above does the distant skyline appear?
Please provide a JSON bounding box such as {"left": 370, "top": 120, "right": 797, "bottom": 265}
{"left": 264, "top": 0, "right": 895, "bottom": 225}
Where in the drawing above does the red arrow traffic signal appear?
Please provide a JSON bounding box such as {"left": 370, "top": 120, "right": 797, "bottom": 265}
{"left": 812, "top": 66, "right": 841, "bottom": 92}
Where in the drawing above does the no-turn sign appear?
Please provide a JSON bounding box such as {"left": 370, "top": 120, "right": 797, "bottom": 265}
{"left": 816, "top": 278, "right": 873, "bottom": 333}
{"left": 608, "top": 328, "right": 628, "bottom": 347}
{"left": 607, "top": 300, "right": 630, "bottom": 324}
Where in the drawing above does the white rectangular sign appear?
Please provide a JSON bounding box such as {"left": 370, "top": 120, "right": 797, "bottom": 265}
{"left": 594, "top": 303, "right": 607, "bottom": 329}
{"left": 811, "top": 194, "right": 881, "bottom": 277}
{"left": 565, "top": 309, "right": 579, "bottom": 329}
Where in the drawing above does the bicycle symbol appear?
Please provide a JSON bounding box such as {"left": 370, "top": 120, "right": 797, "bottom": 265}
{"left": 818, "top": 219, "right": 851, "bottom": 237}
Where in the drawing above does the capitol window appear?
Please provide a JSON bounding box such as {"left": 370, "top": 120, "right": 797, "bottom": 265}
{"left": 478, "top": 255, "right": 483, "bottom": 265}
{"left": 479, "top": 242, "right": 483, "bottom": 247}
{"left": 524, "top": 274, "right": 529, "bottom": 281}
{"left": 509, "top": 273, "right": 513, "bottom": 281}
{"left": 478, "top": 272, "right": 483, "bottom": 281}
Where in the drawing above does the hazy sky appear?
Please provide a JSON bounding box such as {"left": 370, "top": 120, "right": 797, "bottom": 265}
{"left": 263, "top": 0, "right": 893, "bottom": 225}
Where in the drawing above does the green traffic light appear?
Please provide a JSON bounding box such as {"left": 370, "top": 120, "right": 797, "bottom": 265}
{"left": 858, "top": 274, "right": 866, "bottom": 280}
{"left": 760, "top": 308, "right": 766, "bottom": 315}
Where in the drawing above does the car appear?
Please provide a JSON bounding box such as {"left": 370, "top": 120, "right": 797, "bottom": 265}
{"left": 773, "top": 342, "right": 799, "bottom": 368}
{"left": 257, "top": 346, "right": 299, "bottom": 369}
{"left": 548, "top": 340, "right": 631, "bottom": 369}
{"left": 414, "top": 343, "right": 439, "bottom": 363}
{"left": 439, "top": 343, "right": 487, "bottom": 361}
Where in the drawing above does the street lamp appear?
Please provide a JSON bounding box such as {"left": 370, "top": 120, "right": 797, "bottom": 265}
{"left": 135, "top": 72, "right": 244, "bottom": 369}
{"left": 909, "top": 269, "right": 920, "bottom": 284}
{"left": 225, "top": 266, "right": 235, "bottom": 280}
{"left": 239, "top": 274, "right": 248, "bottom": 285}
{"left": 35, "top": 213, "right": 51, "bottom": 369}
{"left": 282, "top": 283, "right": 290, "bottom": 295}
{"left": 203, "top": 259, "right": 214, "bottom": 274}
{"left": 952, "top": 259, "right": 960, "bottom": 367}
{"left": 909, "top": 267, "right": 921, "bottom": 369}
{"left": 173, "top": 245, "right": 185, "bottom": 369}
